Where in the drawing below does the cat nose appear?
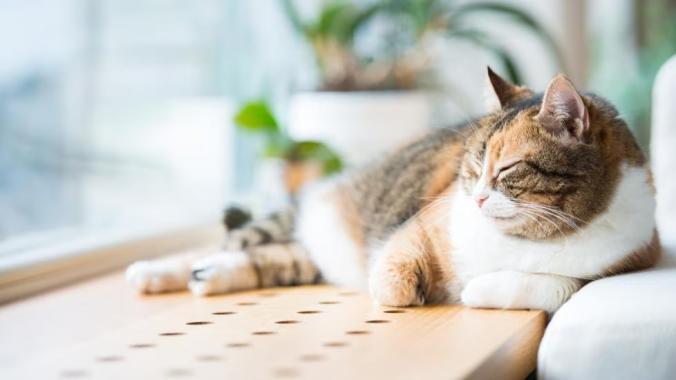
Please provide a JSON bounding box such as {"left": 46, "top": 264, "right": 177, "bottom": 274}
{"left": 475, "top": 194, "right": 489, "bottom": 208}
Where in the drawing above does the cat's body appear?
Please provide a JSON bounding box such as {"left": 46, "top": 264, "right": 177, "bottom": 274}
{"left": 127, "top": 70, "right": 660, "bottom": 313}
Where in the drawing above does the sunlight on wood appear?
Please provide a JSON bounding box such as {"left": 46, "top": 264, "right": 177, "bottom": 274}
{"left": 9, "top": 285, "right": 545, "bottom": 380}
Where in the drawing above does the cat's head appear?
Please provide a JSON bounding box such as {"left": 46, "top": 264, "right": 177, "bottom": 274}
{"left": 459, "top": 67, "right": 646, "bottom": 240}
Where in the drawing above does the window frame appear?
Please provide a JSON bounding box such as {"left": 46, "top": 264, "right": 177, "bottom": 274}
{"left": 0, "top": 220, "right": 223, "bottom": 304}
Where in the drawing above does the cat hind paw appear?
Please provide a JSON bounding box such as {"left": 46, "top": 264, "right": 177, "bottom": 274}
{"left": 125, "top": 259, "right": 191, "bottom": 294}
{"left": 188, "top": 251, "right": 258, "bottom": 296}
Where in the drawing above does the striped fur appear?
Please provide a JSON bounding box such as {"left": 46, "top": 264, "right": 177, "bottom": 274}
{"left": 223, "top": 209, "right": 296, "bottom": 250}
{"left": 189, "top": 243, "right": 320, "bottom": 296}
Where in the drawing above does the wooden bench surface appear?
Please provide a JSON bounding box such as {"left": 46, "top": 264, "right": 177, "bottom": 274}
{"left": 1, "top": 272, "right": 545, "bottom": 380}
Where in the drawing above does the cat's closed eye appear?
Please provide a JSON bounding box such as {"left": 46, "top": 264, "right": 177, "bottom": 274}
{"left": 468, "top": 155, "right": 483, "bottom": 175}
{"left": 495, "top": 159, "right": 522, "bottom": 180}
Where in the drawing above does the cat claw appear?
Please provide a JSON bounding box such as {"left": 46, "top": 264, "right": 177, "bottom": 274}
{"left": 188, "top": 251, "right": 258, "bottom": 296}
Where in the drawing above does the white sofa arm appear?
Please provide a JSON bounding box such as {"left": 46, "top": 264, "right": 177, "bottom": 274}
{"left": 652, "top": 55, "right": 676, "bottom": 245}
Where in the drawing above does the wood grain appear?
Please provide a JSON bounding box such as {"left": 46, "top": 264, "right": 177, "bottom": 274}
{"left": 1, "top": 275, "right": 545, "bottom": 380}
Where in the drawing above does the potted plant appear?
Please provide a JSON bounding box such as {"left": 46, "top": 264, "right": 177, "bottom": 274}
{"left": 282, "top": 0, "right": 561, "bottom": 166}
{"left": 234, "top": 100, "right": 342, "bottom": 198}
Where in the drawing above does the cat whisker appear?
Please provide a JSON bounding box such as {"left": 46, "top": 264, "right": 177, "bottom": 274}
{"left": 515, "top": 201, "right": 586, "bottom": 225}
{"left": 516, "top": 209, "right": 546, "bottom": 232}
{"left": 479, "top": 202, "right": 578, "bottom": 239}
{"left": 531, "top": 206, "right": 585, "bottom": 227}
{"left": 519, "top": 209, "right": 569, "bottom": 242}
{"left": 521, "top": 207, "right": 578, "bottom": 231}
{"left": 515, "top": 203, "right": 581, "bottom": 233}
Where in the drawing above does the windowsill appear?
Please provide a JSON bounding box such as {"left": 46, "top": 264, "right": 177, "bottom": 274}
{"left": 1, "top": 280, "right": 545, "bottom": 379}
{"left": 0, "top": 219, "right": 224, "bottom": 305}
{"left": 0, "top": 268, "right": 197, "bottom": 376}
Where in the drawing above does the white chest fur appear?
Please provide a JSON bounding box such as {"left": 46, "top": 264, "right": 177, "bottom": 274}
{"left": 448, "top": 165, "right": 656, "bottom": 284}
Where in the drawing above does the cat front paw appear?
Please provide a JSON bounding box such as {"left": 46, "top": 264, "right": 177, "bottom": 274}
{"left": 368, "top": 259, "right": 424, "bottom": 307}
{"left": 126, "top": 259, "right": 191, "bottom": 294}
{"left": 188, "top": 251, "right": 258, "bottom": 296}
{"left": 461, "top": 272, "right": 519, "bottom": 309}
{"left": 461, "top": 271, "right": 579, "bottom": 313}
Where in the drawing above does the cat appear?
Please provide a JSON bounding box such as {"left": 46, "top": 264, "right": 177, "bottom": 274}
{"left": 127, "top": 68, "right": 661, "bottom": 313}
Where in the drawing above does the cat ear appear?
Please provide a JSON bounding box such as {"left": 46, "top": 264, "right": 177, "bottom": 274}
{"left": 536, "top": 74, "right": 589, "bottom": 144}
{"left": 486, "top": 67, "right": 533, "bottom": 110}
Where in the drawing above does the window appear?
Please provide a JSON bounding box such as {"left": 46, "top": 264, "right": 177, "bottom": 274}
{"left": 0, "top": 1, "right": 242, "bottom": 255}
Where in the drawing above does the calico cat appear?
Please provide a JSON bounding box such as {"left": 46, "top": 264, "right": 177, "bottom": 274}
{"left": 127, "top": 68, "right": 660, "bottom": 313}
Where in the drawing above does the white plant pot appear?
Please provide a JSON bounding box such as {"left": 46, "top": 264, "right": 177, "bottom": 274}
{"left": 289, "top": 91, "right": 432, "bottom": 166}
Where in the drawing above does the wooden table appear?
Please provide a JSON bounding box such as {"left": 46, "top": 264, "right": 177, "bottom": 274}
{"left": 0, "top": 272, "right": 545, "bottom": 380}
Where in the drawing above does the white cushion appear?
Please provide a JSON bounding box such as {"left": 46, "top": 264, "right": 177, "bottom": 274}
{"left": 538, "top": 244, "right": 676, "bottom": 379}
{"left": 652, "top": 55, "right": 676, "bottom": 244}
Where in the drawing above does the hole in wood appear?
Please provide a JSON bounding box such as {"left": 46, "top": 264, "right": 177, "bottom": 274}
{"left": 272, "top": 367, "right": 299, "bottom": 378}
{"left": 159, "top": 332, "right": 185, "bottom": 336}
{"left": 128, "top": 343, "right": 155, "bottom": 349}
{"left": 318, "top": 301, "right": 339, "bottom": 305}
{"left": 186, "top": 321, "right": 212, "bottom": 326}
{"left": 237, "top": 301, "right": 257, "bottom": 306}
{"left": 346, "top": 330, "right": 370, "bottom": 335}
{"left": 297, "top": 310, "right": 321, "bottom": 314}
{"left": 275, "top": 320, "right": 300, "bottom": 324}
{"left": 195, "top": 355, "right": 222, "bottom": 362}
{"left": 383, "top": 309, "right": 406, "bottom": 314}
{"left": 166, "top": 368, "right": 192, "bottom": 377}
{"left": 252, "top": 331, "right": 276, "bottom": 335}
{"left": 338, "top": 291, "right": 358, "bottom": 296}
{"left": 212, "top": 311, "right": 236, "bottom": 315}
{"left": 226, "top": 342, "right": 250, "bottom": 348}
{"left": 365, "top": 319, "right": 390, "bottom": 324}
{"left": 323, "top": 341, "right": 348, "bottom": 348}
{"left": 59, "top": 369, "right": 88, "bottom": 378}
{"left": 299, "top": 354, "right": 325, "bottom": 362}
{"left": 96, "top": 355, "right": 123, "bottom": 362}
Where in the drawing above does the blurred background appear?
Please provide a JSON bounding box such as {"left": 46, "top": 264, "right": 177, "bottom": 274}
{"left": 1, "top": 0, "right": 675, "bottom": 254}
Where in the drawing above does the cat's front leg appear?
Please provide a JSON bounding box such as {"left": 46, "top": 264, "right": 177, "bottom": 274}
{"left": 369, "top": 221, "right": 452, "bottom": 307}
{"left": 369, "top": 249, "right": 426, "bottom": 307}
{"left": 460, "top": 270, "right": 582, "bottom": 313}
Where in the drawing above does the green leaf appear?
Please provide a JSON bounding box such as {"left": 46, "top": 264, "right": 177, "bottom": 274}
{"left": 322, "top": 153, "right": 343, "bottom": 174}
{"left": 233, "top": 101, "right": 279, "bottom": 134}
{"left": 234, "top": 101, "right": 343, "bottom": 173}
{"left": 448, "top": 29, "right": 522, "bottom": 84}
{"left": 344, "top": 4, "right": 381, "bottom": 42}
{"left": 448, "top": 2, "right": 564, "bottom": 70}
{"left": 280, "top": 0, "right": 308, "bottom": 35}
{"left": 322, "top": 2, "right": 371, "bottom": 43}
{"left": 385, "top": 0, "right": 441, "bottom": 36}
{"left": 262, "top": 133, "right": 294, "bottom": 159}
{"left": 288, "top": 140, "right": 343, "bottom": 175}
{"left": 300, "top": 1, "right": 380, "bottom": 44}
